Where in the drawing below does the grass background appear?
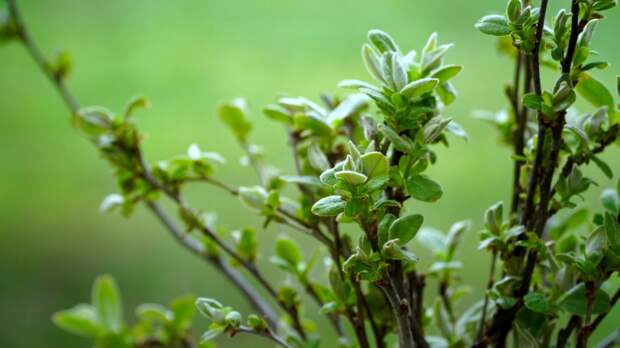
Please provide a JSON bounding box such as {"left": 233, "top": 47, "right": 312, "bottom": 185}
{"left": 0, "top": 0, "right": 619, "bottom": 347}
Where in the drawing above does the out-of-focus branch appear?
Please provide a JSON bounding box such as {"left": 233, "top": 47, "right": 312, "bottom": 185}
{"left": 6, "top": 0, "right": 285, "bottom": 335}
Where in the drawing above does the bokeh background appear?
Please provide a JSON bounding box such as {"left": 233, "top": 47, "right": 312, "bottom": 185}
{"left": 1, "top": 0, "right": 619, "bottom": 347}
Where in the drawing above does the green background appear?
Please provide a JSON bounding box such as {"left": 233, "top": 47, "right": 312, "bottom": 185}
{"left": 1, "top": 0, "right": 619, "bottom": 347}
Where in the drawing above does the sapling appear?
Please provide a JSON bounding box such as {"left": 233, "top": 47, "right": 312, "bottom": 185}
{"left": 2, "top": 0, "right": 620, "bottom": 347}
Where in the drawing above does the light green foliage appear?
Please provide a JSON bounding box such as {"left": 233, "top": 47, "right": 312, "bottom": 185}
{"left": 53, "top": 275, "right": 196, "bottom": 348}
{"left": 4, "top": 0, "right": 620, "bottom": 346}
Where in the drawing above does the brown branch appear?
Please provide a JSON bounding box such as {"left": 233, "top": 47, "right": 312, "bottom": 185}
{"left": 556, "top": 315, "right": 581, "bottom": 348}
{"left": 510, "top": 52, "right": 527, "bottom": 215}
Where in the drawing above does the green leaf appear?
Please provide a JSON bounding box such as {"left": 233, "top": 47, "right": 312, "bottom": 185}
{"left": 235, "top": 227, "right": 258, "bottom": 262}
{"left": 393, "top": 57, "right": 409, "bottom": 91}
{"left": 335, "top": 170, "right": 368, "bottom": 185}
{"left": 307, "top": 143, "right": 331, "bottom": 172}
{"left": 224, "top": 311, "right": 242, "bottom": 329}
{"left": 99, "top": 194, "right": 124, "bottom": 213}
{"left": 431, "top": 65, "right": 463, "bottom": 82}
{"left": 400, "top": 78, "right": 439, "bottom": 98}
{"left": 201, "top": 327, "right": 224, "bottom": 342}
{"left": 195, "top": 298, "right": 223, "bottom": 320}
{"left": 238, "top": 186, "right": 268, "bottom": 211}
{"left": 378, "top": 124, "right": 413, "bottom": 153}
{"left": 362, "top": 44, "right": 384, "bottom": 82}
{"left": 522, "top": 93, "right": 543, "bottom": 110}
{"left": 416, "top": 228, "right": 447, "bottom": 255}
{"left": 559, "top": 284, "right": 610, "bottom": 315}
{"left": 485, "top": 202, "right": 504, "bottom": 235}
{"left": 326, "top": 93, "right": 368, "bottom": 126}
{"left": 170, "top": 295, "right": 196, "bottom": 333}
{"left": 136, "top": 303, "right": 171, "bottom": 322}
{"left": 524, "top": 292, "right": 551, "bottom": 313}
{"left": 378, "top": 214, "right": 397, "bottom": 248}
{"left": 293, "top": 113, "right": 331, "bottom": 136}
{"left": 423, "top": 116, "right": 452, "bottom": 144}
{"left": 381, "top": 239, "right": 419, "bottom": 262}
{"left": 338, "top": 79, "right": 378, "bottom": 90}
{"left": 360, "top": 151, "right": 389, "bottom": 179}
{"left": 281, "top": 175, "right": 323, "bottom": 188}
{"left": 389, "top": 214, "right": 424, "bottom": 245}
{"left": 592, "top": 0, "right": 617, "bottom": 11}
{"left": 275, "top": 236, "right": 302, "bottom": 266}
{"left": 576, "top": 73, "right": 615, "bottom": 111}
{"left": 92, "top": 275, "right": 123, "bottom": 333}
{"left": 247, "top": 314, "right": 268, "bottom": 331}
{"left": 506, "top": 0, "right": 522, "bottom": 22}
{"left": 217, "top": 99, "right": 252, "bottom": 142}
{"left": 475, "top": 15, "right": 511, "bottom": 36}
{"left": 368, "top": 29, "right": 400, "bottom": 53}
{"left": 601, "top": 189, "right": 620, "bottom": 214}
{"left": 406, "top": 175, "right": 443, "bottom": 202}
{"left": 592, "top": 156, "right": 613, "bottom": 179}
{"left": 122, "top": 95, "right": 149, "bottom": 118}
{"left": 263, "top": 104, "right": 292, "bottom": 125}
{"left": 52, "top": 304, "right": 105, "bottom": 338}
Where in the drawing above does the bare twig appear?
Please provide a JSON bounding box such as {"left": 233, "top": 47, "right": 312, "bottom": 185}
{"left": 237, "top": 326, "right": 294, "bottom": 348}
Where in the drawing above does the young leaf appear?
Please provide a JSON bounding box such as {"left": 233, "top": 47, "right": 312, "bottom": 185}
{"left": 378, "top": 124, "right": 413, "bottom": 153}
{"left": 382, "top": 239, "right": 419, "bottom": 262}
{"left": 99, "top": 194, "right": 124, "bottom": 213}
{"left": 406, "top": 175, "right": 443, "bottom": 202}
{"left": 560, "top": 284, "right": 610, "bottom": 315}
{"left": 311, "top": 195, "right": 346, "bottom": 216}
{"left": 360, "top": 151, "right": 389, "bottom": 179}
{"left": 326, "top": 93, "right": 368, "bottom": 126}
{"left": 263, "top": 104, "right": 292, "bottom": 125}
{"left": 238, "top": 186, "right": 268, "bottom": 211}
{"left": 475, "top": 15, "right": 511, "bottom": 36}
{"left": 92, "top": 275, "right": 123, "bottom": 332}
{"left": 275, "top": 236, "right": 302, "bottom": 266}
{"left": 524, "top": 292, "right": 551, "bottom": 313}
{"left": 389, "top": 214, "right": 424, "bottom": 245}
{"left": 400, "top": 78, "right": 439, "bottom": 98}
{"left": 217, "top": 99, "right": 252, "bottom": 142}
{"left": 335, "top": 170, "right": 368, "bottom": 185}
{"left": 170, "top": 295, "right": 196, "bottom": 333}
{"left": 195, "top": 298, "right": 223, "bottom": 320}
{"left": 522, "top": 93, "right": 543, "bottom": 110}
{"left": 307, "top": 143, "right": 331, "bottom": 172}
{"left": 576, "top": 73, "right": 615, "bottom": 111}
{"left": 52, "top": 304, "right": 105, "bottom": 338}
{"left": 368, "top": 29, "right": 400, "bottom": 53}
{"left": 601, "top": 189, "right": 620, "bottom": 214}
{"left": 506, "top": 0, "right": 522, "bottom": 22}
{"left": 362, "top": 44, "right": 385, "bottom": 83}
{"left": 338, "top": 79, "right": 378, "bottom": 90}
{"left": 431, "top": 65, "right": 463, "bottom": 82}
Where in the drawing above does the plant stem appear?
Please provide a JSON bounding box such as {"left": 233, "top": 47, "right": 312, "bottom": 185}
{"left": 237, "top": 326, "right": 294, "bottom": 348}
{"left": 576, "top": 281, "right": 596, "bottom": 348}
{"left": 480, "top": 1, "right": 550, "bottom": 346}
{"left": 476, "top": 250, "right": 497, "bottom": 343}
{"left": 556, "top": 315, "right": 581, "bottom": 348}
{"left": 146, "top": 201, "right": 279, "bottom": 328}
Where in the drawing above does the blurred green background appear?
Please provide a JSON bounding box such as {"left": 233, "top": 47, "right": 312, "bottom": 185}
{"left": 1, "top": 0, "right": 619, "bottom": 347}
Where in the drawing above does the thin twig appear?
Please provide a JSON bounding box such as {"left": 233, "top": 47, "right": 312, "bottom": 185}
{"left": 556, "top": 315, "right": 581, "bottom": 348}
{"left": 476, "top": 250, "right": 497, "bottom": 342}
{"left": 237, "top": 326, "right": 294, "bottom": 348}
{"left": 146, "top": 201, "right": 279, "bottom": 327}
